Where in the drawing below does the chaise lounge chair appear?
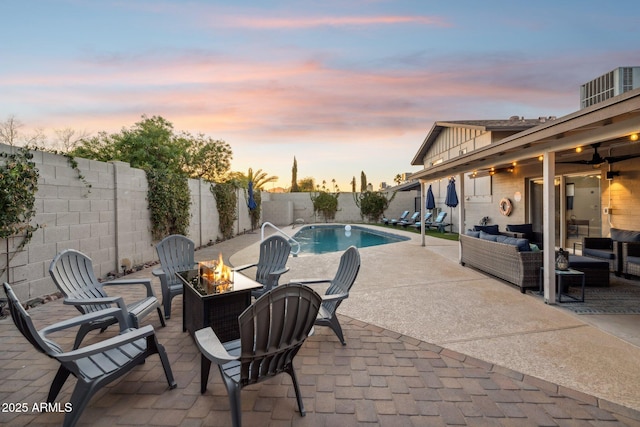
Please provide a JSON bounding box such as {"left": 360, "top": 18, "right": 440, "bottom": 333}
{"left": 400, "top": 211, "right": 420, "bottom": 228}
{"left": 410, "top": 212, "right": 433, "bottom": 230}
{"left": 427, "top": 211, "right": 449, "bottom": 232}
{"left": 388, "top": 210, "right": 410, "bottom": 226}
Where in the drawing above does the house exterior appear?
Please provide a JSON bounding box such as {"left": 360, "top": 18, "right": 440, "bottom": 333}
{"left": 409, "top": 117, "right": 550, "bottom": 233}
{"left": 410, "top": 86, "right": 640, "bottom": 303}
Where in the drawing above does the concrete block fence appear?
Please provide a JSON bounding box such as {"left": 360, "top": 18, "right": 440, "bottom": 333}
{"left": 1, "top": 144, "right": 418, "bottom": 301}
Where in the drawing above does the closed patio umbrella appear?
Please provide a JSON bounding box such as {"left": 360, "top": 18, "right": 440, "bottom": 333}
{"left": 445, "top": 177, "right": 458, "bottom": 232}
{"left": 426, "top": 184, "right": 435, "bottom": 211}
{"left": 248, "top": 181, "right": 257, "bottom": 211}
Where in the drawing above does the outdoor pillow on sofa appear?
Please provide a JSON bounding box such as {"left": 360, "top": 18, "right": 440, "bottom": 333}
{"left": 506, "top": 224, "right": 533, "bottom": 236}
{"left": 496, "top": 235, "right": 531, "bottom": 252}
{"left": 611, "top": 228, "right": 640, "bottom": 242}
{"left": 474, "top": 225, "right": 500, "bottom": 235}
{"left": 479, "top": 231, "right": 499, "bottom": 241}
{"left": 465, "top": 230, "right": 481, "bottom": 238}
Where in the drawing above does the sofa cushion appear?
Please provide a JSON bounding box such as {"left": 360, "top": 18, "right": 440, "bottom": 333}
{"left": 495, "top": 235, "right": 509, "bottom": 243}
{"left": 479, "top": 231, "right": 499, "bottom": 241}
{"left": 495, "top": 235, "right": 530, "bottom": 251}
{"left": 465, "top": 230, "right": 481, "bottom": 238}
{"left": 611, "top": 228, "right": 640, "bottom": 242}
{"left": 627, "top": 256, "right": 640, "bottom": 265}
{"left": 474, "top": 225, "right": 500, "bottom": 235}
{"left": 568, "top": 255, "right": 609, "bottom": 269}
{"left": 583, "top": 248, "right": 615, "bottom": 260}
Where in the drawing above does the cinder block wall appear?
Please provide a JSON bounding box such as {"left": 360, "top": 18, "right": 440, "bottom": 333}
{"left": 261, "top": 191, "right": 418, "bottom": 226}
{"left": 0, "top": 145, "right": 234, "bottom": 301}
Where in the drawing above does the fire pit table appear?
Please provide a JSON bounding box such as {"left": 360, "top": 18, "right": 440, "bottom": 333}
{"left": 177, "top": 259, "right": 262, "bottom": 341}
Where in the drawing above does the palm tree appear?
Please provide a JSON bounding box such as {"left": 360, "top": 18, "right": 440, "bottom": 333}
{"left": 248, "top": 168, "right": 278, "bottom": 189}
{"left": 228, "top": 168, "right": 278, "bottom": 190}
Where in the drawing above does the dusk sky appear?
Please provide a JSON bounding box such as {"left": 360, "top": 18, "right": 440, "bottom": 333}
{"left": 3, "top": 1, "right": 639, "bottom": 190}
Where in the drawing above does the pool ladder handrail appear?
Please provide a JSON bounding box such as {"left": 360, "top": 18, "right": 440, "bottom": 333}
{"left": 261, "top": 222, "right": 301, "bottom": 255}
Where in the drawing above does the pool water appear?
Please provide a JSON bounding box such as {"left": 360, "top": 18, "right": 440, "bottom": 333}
{"left": 293, "top": 225, "right": 409, "bottom": 255}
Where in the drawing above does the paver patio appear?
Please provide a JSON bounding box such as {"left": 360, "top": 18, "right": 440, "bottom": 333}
{"left": 2, "top": 228, "right": 640, "bottom": 426}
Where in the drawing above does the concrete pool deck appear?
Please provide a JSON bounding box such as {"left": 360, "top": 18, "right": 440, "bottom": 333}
{"left": 230, "top": 225, "right": 640, "bottom": 412}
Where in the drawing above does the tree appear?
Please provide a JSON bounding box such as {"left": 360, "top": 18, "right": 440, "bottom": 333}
{"left": 394, "top": 174, "right": 403, "bottom": 185}
{"left": 311, "top": 191, "right": 340, "bottom": 222}
{"left": 249, "top": 168, "right": 278, "bottom": 190}
{"left": 180, "top": 132, "right": 233, "bottom": 181}
{"left": 354, "top": 190, "right": 396, "bottom": 222}
{"left": 351, "top": 176, "right": 356, "bottom": 192}
{"left": 297, "top": 177, "right": 315, "bottom": 192}
{"left": 360, "top": 171, "right": 368, "bottom": 193}
{"left": 228, "top": 168, "right": 277, "bottom": 190}
{"left": 71, "top": 115, "right": 233, "bottom": 180}
{"left": 54, "top": 127, "right": 89, "bottom": 152}
{"left": 0, "top": 115, "right": 22, "bottom": 146}
{"left": 290, "top": 157, "right": 300, "bottom": 192}
{"left": 69, "top": 115, "right": 234, "bottom": 240}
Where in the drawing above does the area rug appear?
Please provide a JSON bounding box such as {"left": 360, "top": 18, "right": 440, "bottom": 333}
{"left": 534, "top": 278, "right": 640, "bottom": 315}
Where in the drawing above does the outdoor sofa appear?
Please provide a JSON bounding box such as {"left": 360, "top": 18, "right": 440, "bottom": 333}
{"left": 460, "top": 231, "right": 542, "bottom": 293}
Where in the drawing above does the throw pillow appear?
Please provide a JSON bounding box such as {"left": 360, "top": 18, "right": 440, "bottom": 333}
{"left": 506, "top": 224, "right": 533, "bottom": 234}
{"left": 474, "top": 225, "right": 500, "bottom": 235}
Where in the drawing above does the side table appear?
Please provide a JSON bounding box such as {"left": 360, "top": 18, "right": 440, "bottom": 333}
{"left": 539, "top": 267, "right": 585, "bottom": 303}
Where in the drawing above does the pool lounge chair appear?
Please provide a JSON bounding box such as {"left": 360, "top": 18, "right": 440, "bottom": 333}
{"left": 410, "top": 212, "right": 433, "bottom": 230}
{"left": 427, "top": 211, "right": 449, "bottom": 232}
{"left": 399, "top": 211, "right": 420, "bottom": 228}
{"left": 388, "top": 210, "right": 410, "bottom": 226}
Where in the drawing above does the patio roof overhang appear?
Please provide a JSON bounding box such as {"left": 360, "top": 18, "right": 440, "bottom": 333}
{"left": 410, "top": 87, "right": 640, "bottom": 183}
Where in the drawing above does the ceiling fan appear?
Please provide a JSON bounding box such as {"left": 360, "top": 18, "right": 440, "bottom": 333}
{"left": 559, "top": 143, "right": 640, "bottom": 166}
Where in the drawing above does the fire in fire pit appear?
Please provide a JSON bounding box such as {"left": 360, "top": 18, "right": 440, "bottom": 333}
{"left": 199, "top": 253, "right": 234, "bottom": 294}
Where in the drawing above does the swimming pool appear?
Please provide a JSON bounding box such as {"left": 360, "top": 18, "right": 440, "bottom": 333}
{"left": 293, "top": 224, "right": 410, "bottom": 255}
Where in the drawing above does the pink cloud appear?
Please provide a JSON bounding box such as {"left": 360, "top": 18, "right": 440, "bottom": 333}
{"left": 219, "top": 14, "right": 451, "bottom": 29}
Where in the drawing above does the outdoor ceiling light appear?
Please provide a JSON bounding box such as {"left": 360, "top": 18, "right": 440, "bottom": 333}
{"left": 630, "top": 133, "right": 639, "bottom": 142}
{"left": 575, "top": 146, "right": 583, "bottom": 153}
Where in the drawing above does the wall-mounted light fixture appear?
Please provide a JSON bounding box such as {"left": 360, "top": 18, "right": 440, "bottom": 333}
{"left": 606, "top": 171, "right": 620, "bottom": 180}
